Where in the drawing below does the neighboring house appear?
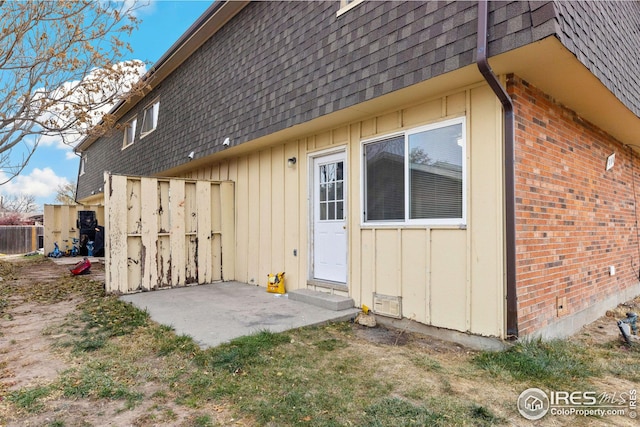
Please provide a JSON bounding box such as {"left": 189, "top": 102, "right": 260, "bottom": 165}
{"left": 0, "top": 208, "right": 43, "bottom": 226}
{"left": 74, "top": 1, "right": 640, "bottom": 340}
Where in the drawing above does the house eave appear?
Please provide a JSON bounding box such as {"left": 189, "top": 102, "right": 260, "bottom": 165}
{"left": 490, "top": 36, "right": 640, "bottom": 152}
{"left": 160, "top": 36, "right": 640, "bottom": 176}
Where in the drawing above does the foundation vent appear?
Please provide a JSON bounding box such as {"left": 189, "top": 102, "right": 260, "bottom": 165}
{"left": 373, "top": 293, "right": 402, "bottom": 318}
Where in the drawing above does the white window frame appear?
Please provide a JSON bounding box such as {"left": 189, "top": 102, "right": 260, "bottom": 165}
{"left": 140, "top": 99, "right": 160, "bottom": 138}
{"left": 337, "top": 0, "right": 365, "bottom": 16}
{"left": 122, "top": 118, "right": 137, "bottom": 149}
{"left": 79, "top": 154, "right": 87, "bottom": 176}
{"left": 361, "top": 116, "right": 467, "bottom": 227}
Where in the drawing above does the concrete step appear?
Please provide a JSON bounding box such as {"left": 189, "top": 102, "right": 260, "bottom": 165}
{"left": 288, "top": 288, "right": 355, "bottom": 311}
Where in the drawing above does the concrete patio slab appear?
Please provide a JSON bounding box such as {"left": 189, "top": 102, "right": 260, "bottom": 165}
{"left": 120, "top": 281, "right": 360, "bottom": 348}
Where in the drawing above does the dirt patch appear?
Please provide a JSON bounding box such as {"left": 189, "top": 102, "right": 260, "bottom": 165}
{"left": 0, "top": 258, "right": 239, "bottom": 426}
{"left": 1, "top": 258, "right": 78, "bottom": 392}
{"left": 1, "top": 299, "right": 76, "bottom": 391}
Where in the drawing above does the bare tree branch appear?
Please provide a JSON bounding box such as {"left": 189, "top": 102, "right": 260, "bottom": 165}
{"left": 0, "top": 193, "right": 38, "bottom": 213}
{"left": 54, "top": 181, "right": 77, "bottom": 205}
{"left": 0, "top": 0, "right": 148, "bottom": 183}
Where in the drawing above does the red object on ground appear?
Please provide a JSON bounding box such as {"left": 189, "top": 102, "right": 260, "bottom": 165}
{"left": 70, "top": 257, "right": 91, "bottom": 275}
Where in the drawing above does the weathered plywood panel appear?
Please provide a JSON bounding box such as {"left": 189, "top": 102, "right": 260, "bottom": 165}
{"left": 211, "top": 234, "right": 222, "bottom": 282}
{"left": 157, "top": 235, "right": 172, "bottom": 287}
{"left": 184, "top": 182, "right": 197, "bottom": 234}
{"left": 185, "top": 235, "right": 198, "bottom": 284}
{"left": 197, "top": 181, "right": 212, "bottom": 284}
{"left": 140, "top": 178, "right": 159, "bottom": 290}
{"left": 127, "top": 237, "right": 142, "bottom": 292}
{"left": 210, "top": 183, "right": 222, "bottom": 281}
{"left": 157, "top": 181, "right": 170, "bottom": 233}
{"left": 169, "top": 179, "right": 186, "bottom": 286}
{"left": 105, "top": 173, "right": 129, "bottom": 293}
{"left": 430, "top": 230, "right": 467, "bottom": 331}
{"left": 105, "top": 174, "right": 234, "bottom": 293}
{"left": 126, "top": 179, "right": 142, "bottom": 235}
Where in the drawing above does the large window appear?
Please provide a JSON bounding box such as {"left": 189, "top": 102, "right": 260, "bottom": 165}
{"left": 140, "top": 99, "right": 160, "bottom": 137}
{"left": 363, "top": 117, "right": 466, "bottom": 225}
{"left": 122, "top": 118, "right": 137, "bottom": 149}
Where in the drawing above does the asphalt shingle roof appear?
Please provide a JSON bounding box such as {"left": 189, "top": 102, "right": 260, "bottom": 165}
{"left": 552, "top": 0, "right": 640, "bottom": 117}
{"left": 76, "top": 0, "right": 640, "bottom": 199}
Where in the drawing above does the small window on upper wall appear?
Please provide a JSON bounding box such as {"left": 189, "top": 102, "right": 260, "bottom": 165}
{"left": 79, "top": 154, "right": 87, "bottom": 176}
{"left": 140, "top": 99, "right": 160, "bottom": 137}
{"left": 362, "top": 117, "right": 466, "bottom": 226}
{"left": 122, "top": 118, "right": 137, "bottom": 149}
{"left": 337, "top": 0, "right": 364, "bottom": 16}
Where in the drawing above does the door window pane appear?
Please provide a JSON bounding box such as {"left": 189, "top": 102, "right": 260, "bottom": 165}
{"left": 328, "top": 202, "right": 336, "bottom": 220}
{"left": 318, "top": 160, "right": 345, "bottom": 222}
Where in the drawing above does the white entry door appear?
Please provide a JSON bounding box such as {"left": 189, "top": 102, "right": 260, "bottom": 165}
{"left": 313, "top": 152, "right": 347, "bottom": 284}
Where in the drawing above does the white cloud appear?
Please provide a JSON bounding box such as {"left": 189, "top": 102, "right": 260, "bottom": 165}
{"left": 135, "top": 0, "right": 158, "bottom": 17}
{"left": 36, "top": 59, "right": 147, "bottom": 152}
{"left": 0, "top": 168, "right": 70, "bottom": 199}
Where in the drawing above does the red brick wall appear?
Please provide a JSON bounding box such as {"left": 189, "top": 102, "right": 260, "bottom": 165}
{"left": 509, "top": 75, "right": 640, "bottom": 336}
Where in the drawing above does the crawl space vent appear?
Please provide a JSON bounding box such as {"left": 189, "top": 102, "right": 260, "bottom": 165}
{"left": 373, "top": 293, "right": 402, "bottom": 318}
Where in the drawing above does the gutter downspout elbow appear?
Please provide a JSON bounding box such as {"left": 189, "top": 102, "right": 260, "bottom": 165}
{"left": 476, "top": 0, "right": 518, "bottom": 339}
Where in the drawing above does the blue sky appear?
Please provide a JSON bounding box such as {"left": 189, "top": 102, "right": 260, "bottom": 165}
{"left": 1, "top": 0, "right": 213, "bottom": 210}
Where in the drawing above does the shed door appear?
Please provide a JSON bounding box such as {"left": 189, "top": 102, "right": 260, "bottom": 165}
{"left": 312, "top": 152, "right": 347, "bottom": 283}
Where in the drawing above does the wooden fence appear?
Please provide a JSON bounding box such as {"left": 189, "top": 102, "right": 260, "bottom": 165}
{"left": 104, "top": 173, "right": 235, "bottom": 293}
{"left": 0, "top": 226, "right": 43, "bottom": 254}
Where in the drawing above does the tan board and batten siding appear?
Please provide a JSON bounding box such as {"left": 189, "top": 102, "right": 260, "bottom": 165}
{"left": 104, "top": 174, "right": 235, "bottom": 293}
{"left": 181, "top": 84, "right": 505, "bottom": 338}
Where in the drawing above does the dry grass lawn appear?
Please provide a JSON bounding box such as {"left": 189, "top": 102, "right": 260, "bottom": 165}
{"left": 1, "top": 256, "right": 638, "bottom": 426}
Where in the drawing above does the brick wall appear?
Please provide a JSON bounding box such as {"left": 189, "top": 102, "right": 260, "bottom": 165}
{"left": 510, "top": 75, "right": 640, "bottom": 336}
